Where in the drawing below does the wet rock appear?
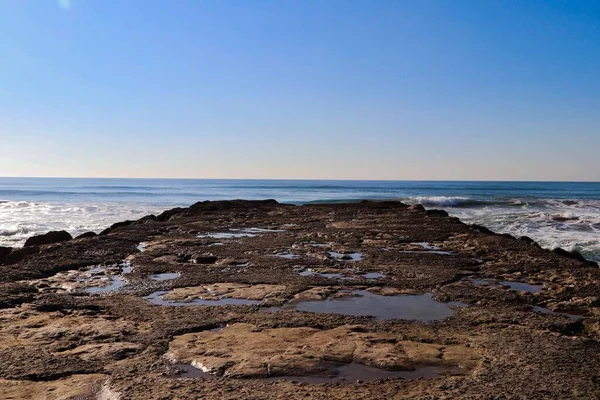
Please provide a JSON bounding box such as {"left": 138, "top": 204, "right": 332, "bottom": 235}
{"left": 552, "top": 247, "right": 596, "bottom": 265}
{"left": 1, "top": 246, "right": 39, "bottom": 265}
{"left": 426, "top": 209, "right": 449, "bottom": 217}
{"left": 0, "top": 246, "right": 11, "bottom": 262}
{"left": 24, "top": 231, "right": 72, "bottom": 247}
{"left": 99, "top": 220, "right": 135, "bottom": 235}
{"left": 408, "top": 204, "right": 425, "bottom": 212}
{"left": 75, "top": 231, "right": 97, "bottom": 239}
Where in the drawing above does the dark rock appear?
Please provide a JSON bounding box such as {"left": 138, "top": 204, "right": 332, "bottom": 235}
{"left": 24, "top": 231, "right": 72, "bottom": 247}
{"left": 2, "top": 246, "right": 39, "bottom": 265}
{"left": 552, "top": 247, "right": 596, "bottom": 265}
{"left": 425, "top": 209, "right": 449, "bottom": 217}
{"left": 0, "top": 246, "right": 11, "bottom": 263}
{"left": 100, "top": 220, "right": 135, "bottom": 235}
{"left": 75, "top": 232, "right": 97, "bottom": 240}
{"left": 519, "top": 236, "right": 535, "bottom": 243}
{"left": 408, "top": 204, "right": 425, "bottom": 212}
{"left": 471, "top": 224, "right": 494, "bottom": 235}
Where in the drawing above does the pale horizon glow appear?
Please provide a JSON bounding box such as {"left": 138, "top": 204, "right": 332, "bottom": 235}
{"left": 1, "top": 1, "right": 599, "bottom": 181}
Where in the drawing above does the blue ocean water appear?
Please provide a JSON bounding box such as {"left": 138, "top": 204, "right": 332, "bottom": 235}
{"left": 1, "top": 178, "right": 599, "bottom": 260}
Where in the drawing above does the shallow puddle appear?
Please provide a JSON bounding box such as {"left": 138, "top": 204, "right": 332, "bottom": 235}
{"left": 500, "top": 281, "right": 543, "bottom": 293}
{"left": 198, "top": 232, "right": 256, "bottom": 239}
{"left": 363, "top": 272, "right": 385, "bottom": 279}
{"left": 268, "top": 363, "right": 455, "bottom": 383}
{"left": 298, "top": 269, "right": 355, "bottom": 280}
{"left": 145, "top": 291, "right": 262, "bottom": 307}
{"left": 275, "top": 252, "right": 301, "bottom": 260}
{"left": 531, "top": 306, "right": 583, "bottom": 320}
{"left": 175, "top": 363, "right": 216, "bottom": 379}
{"left": 472, "top": 279, "right": 543, "bottom": 293}
{"left": 137, "top": 242, "right": 147, "bottom": 252}
{"left": 328, "top": 252, "right": 363, "bottom": 261}
{"left": 288, "top": 290, "right": 462, "bottom": 321}
{"left": 175, "top": 361, "right": 456, "bottom": 383}
{"left": 85, "top": 262, "right": 132, "bottom": 294}
{"left": 240, "top": 228, "right": 286, "bottom": 233}
{"left": 151, "top": 272, "right": 181, "bottom": 281}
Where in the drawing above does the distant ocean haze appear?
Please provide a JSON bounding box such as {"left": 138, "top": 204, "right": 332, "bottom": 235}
{"left": 0, "top": 178, "right": 599, "bottom": 261}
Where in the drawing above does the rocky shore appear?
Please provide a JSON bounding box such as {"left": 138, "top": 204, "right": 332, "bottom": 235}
{"left": 0, "top": 200, "right": 599, "bottom": 399}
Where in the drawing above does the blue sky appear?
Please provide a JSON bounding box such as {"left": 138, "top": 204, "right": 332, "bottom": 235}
{"left": 0, "top": 0, "right": 598, "bottom": 180}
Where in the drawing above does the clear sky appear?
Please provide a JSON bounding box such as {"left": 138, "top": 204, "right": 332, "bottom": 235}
{"left": 0, "top": 0, "right": 598, "bottom": 181}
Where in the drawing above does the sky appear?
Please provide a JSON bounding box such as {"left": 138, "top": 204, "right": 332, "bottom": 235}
{"left": 0, "top": 0, "right": 598, "bottom": 181}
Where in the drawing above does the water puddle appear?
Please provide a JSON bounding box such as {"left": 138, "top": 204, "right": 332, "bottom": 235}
{"left": 531, "top": 306, "right": 584, "bottom": 320}
{"left": 275, "top": 252, "right": 301, "bottom": 260}
{"left": 267, "top": 363, "right": 456, "bottom": 383}
{"left": 328, "top": 252, "right": 363, "bottom": 262}
{"left": 363, "top": 272, "right": 385, "bottom": 279}
{"left": 151, "top": 272, "right": 181, "bottom": 281}
{"left": 500, "top": 281, "right": 543, "bottom": 293}
{"left": 472, "top": 278, "right": 542, "bottom": 293}
{"left": 240, "top": 228, "right": 286, "bottom": 233}
{"left": 298, "top": 269, "right": 355, "bottom": 280}
{"left": 174, "top": 363, "right": 216, "bottom": 379}
{"left": 398, "top": 242, "right": 455, "bottom": 255}
{"left": 145, "top": 291, "right": 262, "bottom": 307}
{"left": 85, "top": 262, "right": 132, "bottom": 294}
{"left": 137, "top": 242, "right": 147, "bottom": 252}
{"left": 287, "top": 290, "right": 462, "bottom": 321}
{"left": 309, "top": 243, "right": 329, "bottom": 248}
{"left": 198, "top": 232, "right": 256, "bottom": 239}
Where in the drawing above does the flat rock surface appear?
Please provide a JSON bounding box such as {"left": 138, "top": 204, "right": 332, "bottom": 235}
{"left": 0, "top": 199, "right": 599, "bottom": 399}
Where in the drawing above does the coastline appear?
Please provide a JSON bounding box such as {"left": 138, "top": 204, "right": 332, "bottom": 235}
{"left": 1, "top": 199, "right": 599, "bottom": 399}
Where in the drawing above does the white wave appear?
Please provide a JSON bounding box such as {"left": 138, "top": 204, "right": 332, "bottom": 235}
{"left": 408, "top": 196, "right": 473, "bottom": 206}
{"left": 0, "top": 200, "right": 167, "bottom": 248}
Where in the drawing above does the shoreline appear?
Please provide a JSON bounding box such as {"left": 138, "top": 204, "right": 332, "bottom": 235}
{"left": 0, "top": 199, "right": 599, "bottom": 399}
{"left": 1, "top": 198, "right": 597, "bottom": 266}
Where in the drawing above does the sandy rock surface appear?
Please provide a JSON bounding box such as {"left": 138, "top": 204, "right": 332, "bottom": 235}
{"left": 0, "top": 200, "right": 598, "bottom": 399}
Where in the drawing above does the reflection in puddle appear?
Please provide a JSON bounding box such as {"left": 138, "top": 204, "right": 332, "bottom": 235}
{"left": 298, "top": 269, "right": 355, "bottom": 280}
{"left": 145, "top": 291, "right": 261, "bottom": 307}
{"left": 400, "top": 243, "right": 454, "bottom": 255}
{"left": 198, "top": 232, "right": 256, "bottom": 239}
{"left": 328, "top": 252, "right": 363, "bottom": 262}
{"left": 267, "top": 363, "right": 454, "bottom": 383}
{"left": 240, "top": 228, "right": 286, "bottom": 233}
{"left": 531, "top": 306, "right": 583, "bottom": 320}
{"left": 175, "top": 361, "right": 456, "bottom": 383}
{"left": 473, "top": 278, "right": 543, "bottom": 293}
{"left": 363, "top": 272, "right": 385, "bottom": 279}
{"left": 151, "top": 272, "right": 181, "bottom": 281}
{"left": 275, "top": 252, "right": 300, "bottom": 260}
{"left": 288, "top": 290, "right": 462, "bottom": 321}
{"left": 137, "top": 242, "right": 147, "bottom": 252}
{"left": 85, "top": 262, "right": 132, "bottom": 294}
{"left": 175, "top": 363, "right": 216, "bottom": 379}
{"left": 500, "top": 281, "right": 543, "bottom": 293}
{"left": 198, "top": 228, "right": 285, "bottom": 239}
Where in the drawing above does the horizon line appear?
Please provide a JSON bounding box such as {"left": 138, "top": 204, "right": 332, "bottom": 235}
{"left": 0, "top": 176, "right": 599, "bottom": 184}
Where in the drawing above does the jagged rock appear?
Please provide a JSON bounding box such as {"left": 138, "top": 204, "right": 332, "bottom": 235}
{"left": 425, "top": 209, "right": 448, "bottom": 217}
{"left": 75, "top": 232, "right": 97, "bottom": 240}
{"left": 24, "top": 231, "right": 72, "bottom": 247}
{"left": 0, "top": 247, "right": 11, "bottom": 263}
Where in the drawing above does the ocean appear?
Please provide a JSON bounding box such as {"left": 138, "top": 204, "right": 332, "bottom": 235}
{"left": 1, "top": 178, "right": 599, "bottom": 261}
